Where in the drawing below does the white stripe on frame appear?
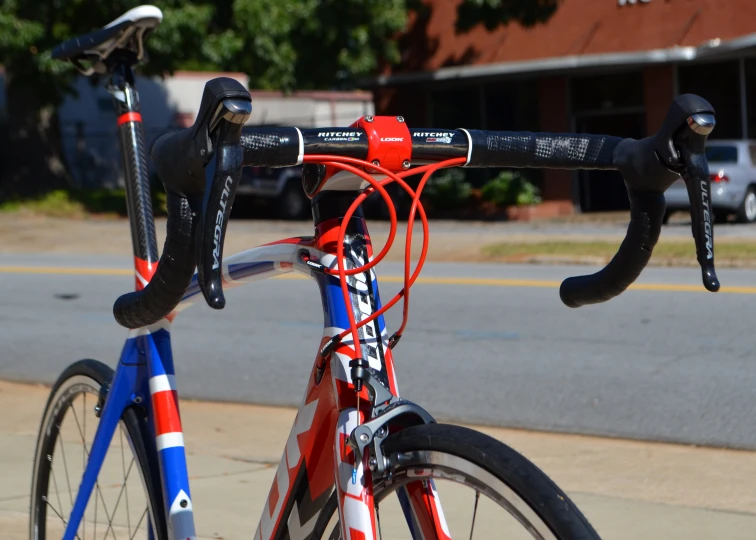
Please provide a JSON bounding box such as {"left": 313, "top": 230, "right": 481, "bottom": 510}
{"left": 149, "top": 374, "right": 177, "bottom": 395}
{"left": 156, "top": 432, "right": 185, "bottom": 450}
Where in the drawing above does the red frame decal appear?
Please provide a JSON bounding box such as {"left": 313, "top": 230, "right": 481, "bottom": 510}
{"left": 134, "top": 257, "right": 157, "bottom": 291}
{"left": 117, "top": 111, "right": 143, "bottom": 126}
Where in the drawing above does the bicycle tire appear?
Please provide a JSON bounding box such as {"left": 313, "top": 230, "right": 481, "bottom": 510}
{"left": 313, "top": 423, "right": 599, "bottom": 539}
{"left": 29, "top": 359, "right": 168, "bottom": 539}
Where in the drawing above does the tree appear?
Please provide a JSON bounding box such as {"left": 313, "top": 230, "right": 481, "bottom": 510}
{"left": 0, "top": 0, "right": 557, "bottom": 196}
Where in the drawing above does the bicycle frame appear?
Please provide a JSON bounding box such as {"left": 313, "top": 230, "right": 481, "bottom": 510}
{"left": 63, "top": 63, "right": 449, "bottom": 540}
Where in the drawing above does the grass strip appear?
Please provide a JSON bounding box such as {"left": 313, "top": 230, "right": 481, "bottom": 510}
{"left": 482, "top": 240, "right": 756, "bottom": 267}
{"left": 0, "top": 189, "right": 167, "bottom": 218}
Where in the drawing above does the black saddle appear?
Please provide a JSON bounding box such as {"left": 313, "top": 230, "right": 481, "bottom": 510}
{"left": 51, "top": 5, "right": 162, "bottom": 72}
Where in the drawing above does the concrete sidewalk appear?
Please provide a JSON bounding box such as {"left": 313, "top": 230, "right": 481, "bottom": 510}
{"left": 4, "top": 212, "right": 756, "bottom": 264}
{"left": 2, "top": 380, "right": 755, "bottom": 539}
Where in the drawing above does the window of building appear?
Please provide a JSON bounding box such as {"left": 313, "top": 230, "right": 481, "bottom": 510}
{"left": 571, "top": 71, "right": 643, "bottom": 114}
{"left": 429, "top": 86, "right": 481, "bottom": 129}
{"left": 570, "top": 71, "right": 644, "bottom": 212}
{"left": 678, "top": 60, "right": 742, "bottom": 139}
{"left": 484, "top": 79, "right": 539, "bottom": 132}
{"left": 745, "top": 59, "right": 756, "bottom": 140}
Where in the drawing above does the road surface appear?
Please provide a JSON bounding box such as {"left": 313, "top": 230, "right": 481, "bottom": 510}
{"left": 2, "top": 254, "right": 755, "bottom": 448}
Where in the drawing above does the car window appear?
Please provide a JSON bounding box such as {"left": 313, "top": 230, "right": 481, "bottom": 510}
{"left": 705, "top": 145, "right": 738, "bottom": 163}
{"left": 750, "top": 145, "right": 756, "bottom": 166}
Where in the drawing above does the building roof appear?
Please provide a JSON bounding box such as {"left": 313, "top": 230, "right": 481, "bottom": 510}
{"left": 377, "top": 0, "right": 756, "bottom": 84}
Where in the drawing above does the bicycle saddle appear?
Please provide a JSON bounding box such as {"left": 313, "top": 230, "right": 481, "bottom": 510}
{"left": 51, "top": 5, "right": 162, "bottom": 72}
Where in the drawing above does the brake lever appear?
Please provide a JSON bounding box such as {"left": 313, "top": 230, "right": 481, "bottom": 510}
{"left": 673, "top": 113, "right": 720, "bottom": 292}
{"left": 196, "top": 98, "right": 251, "bottom": 309}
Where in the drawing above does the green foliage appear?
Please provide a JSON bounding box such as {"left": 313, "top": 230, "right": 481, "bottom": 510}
{"left": 0, "top": 190, "right": 84, "bottom": 217}
{"left": 423, "top": 168, "right": 472, "bottom": 211}
{"left": 0, "top": 0, "right": 560, "bottom": 101}
{"left": 0, "top": 1, "right": 558, "bottom": 194}
{"left": 481, "top": 170, "right": 541, "bottom": 206}
{"left": 0, "top": 188, "right": 167, "bottom": 217}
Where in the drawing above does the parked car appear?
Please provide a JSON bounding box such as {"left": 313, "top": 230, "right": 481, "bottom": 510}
{"left": 236, "top": 164, "right": 310, "bottom": 220}
{"left": 236, "top": 162, "right": 410, "bottom": 221}
{"left": 665, "top": 140, "right": 756, "bottom": 223}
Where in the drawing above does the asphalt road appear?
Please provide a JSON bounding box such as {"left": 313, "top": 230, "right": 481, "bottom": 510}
{"left": 2, "top": 253, "right": 756, "bottom": 449}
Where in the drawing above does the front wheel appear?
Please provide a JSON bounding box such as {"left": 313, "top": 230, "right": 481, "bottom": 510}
{"left": 314, "top": 423, "right": 599, "bottom": 539}
{"left": 30, "top": 359, "right": 167, "bottom": 539}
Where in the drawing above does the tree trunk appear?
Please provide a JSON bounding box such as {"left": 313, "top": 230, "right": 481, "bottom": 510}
{"left": 0, "top": 73, "right": 71, "bottom": 199}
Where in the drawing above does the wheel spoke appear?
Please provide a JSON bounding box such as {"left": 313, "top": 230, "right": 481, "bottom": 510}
{"left": 69, "top": 392, "right": 95, "bottom": 535}
{"left": 45, "top": 499, "right": 66, "bottom": 522}
{"left": 57, "top": 421, "right": 75, "bottom": 507}
{"left": 49, "top": 457, "right": 66, "bottom": 525}
{"left": 120, "top": 427, "right": 132, "bottom": 537}
{"left": 102, "top": 458, "right": 135, "bottom": 539}
{"left": 469, "top": 490, "right": 480, "bottom": 540}
{"left": 376, "top": 502, "right": 383, "bottom": 540}
{"left": 44, "top": 500, "right": 84, "bottom": 540}
{"left": 70, "top": 400, "right": 89, "bottom": 458}
{"left": 95, "top": 482, "right": 116, "bottom": 540}
{"left": 129, "top": 509, "right": 149, "bottom": 540}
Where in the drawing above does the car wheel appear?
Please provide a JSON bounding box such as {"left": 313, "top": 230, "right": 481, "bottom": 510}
{"left": 737, "top": 188, "right": 756, "bottom": 224}
{"left": 276, "top": 179, "right": 310, "bottom": 220}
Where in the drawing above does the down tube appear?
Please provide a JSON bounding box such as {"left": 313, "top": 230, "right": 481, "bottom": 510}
{"left": 317, "top": 234, "right": 451, "bottom": 540}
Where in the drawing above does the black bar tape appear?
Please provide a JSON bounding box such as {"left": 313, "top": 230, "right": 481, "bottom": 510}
{"left": 241, "top": 128, "right": 301, "bottom": 167}
{"left": 113, "top": 192, "right": 198, "bottom": 328}
{"left": 559, "top": 191, "right": 665, "bottom": 308}
{"left": 150, "top": 128, "right": 206, "bottom": 198}
{"left": 466, "top": 130, "right": 621, "bottom": 169}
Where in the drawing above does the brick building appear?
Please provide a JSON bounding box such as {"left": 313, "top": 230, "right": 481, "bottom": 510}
{"left": 371, "top": 0, "right": 756, "bottom": 213}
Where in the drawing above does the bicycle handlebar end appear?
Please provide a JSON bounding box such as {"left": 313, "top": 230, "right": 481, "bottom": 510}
{"left": 559, "top": 191, "right": 665, "bottom": 308}
{"left": 562, "top": 94, "right": 719, "bottom": 308}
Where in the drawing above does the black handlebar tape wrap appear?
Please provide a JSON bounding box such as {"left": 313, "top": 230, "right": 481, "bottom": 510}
{"left": 560, "top": 191, "right": 665, "bottom": 308}
{"left": 113, "top": 192, "right": 199, "bottom": 328}
{"left": 197, "top": 123, "right": 245, "bottom": 310}
{"left": 241, "top": 128, "right": 301, "bottom": 167}
{"left": 149, "top": 128, "right": 207, "bottom": 198}
{"left": 241, "top": 128, "right": 375, "bottom": 166}
{"left": 465, "top": 130, "right": 621, "bottom": 169}
{"left": 682, "top": 148, "right": 720, "bottom": 291}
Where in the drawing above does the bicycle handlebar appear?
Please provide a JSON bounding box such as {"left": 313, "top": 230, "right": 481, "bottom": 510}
{"left": 113, "top": 84, "right": 719, "bottom": 328}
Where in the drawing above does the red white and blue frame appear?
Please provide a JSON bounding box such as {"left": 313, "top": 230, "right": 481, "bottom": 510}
{"left": 61, "top": 143, "right": 466, "bottom": 540}
{"left": 63, "top": 214, "right": 454, "bottom": 540}
{"left": 61, "top": 56, "right": 465, "bottom": 539}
